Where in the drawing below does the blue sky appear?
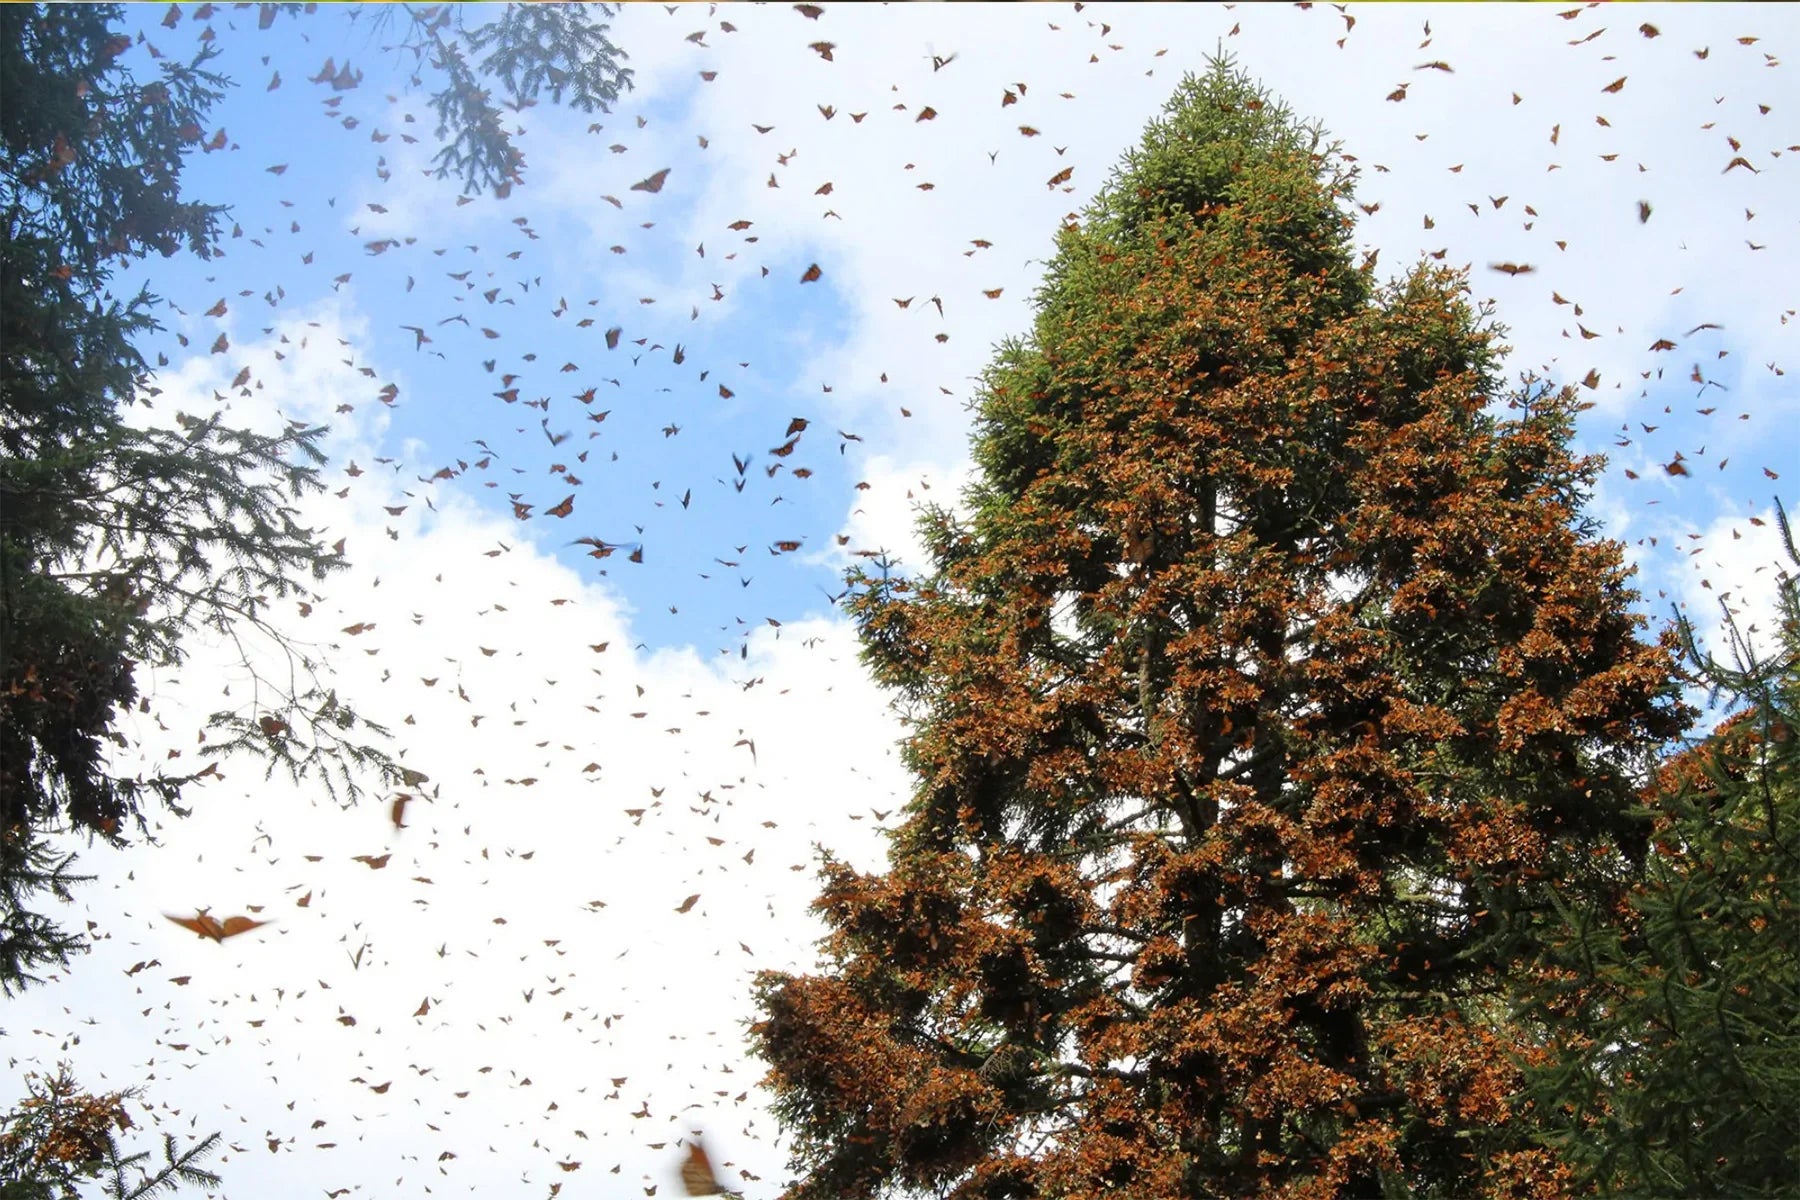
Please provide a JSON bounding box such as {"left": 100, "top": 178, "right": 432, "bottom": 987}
{"left": 125, "top": 4, "right": 875, "bottom": 656}
{"left": 10, "top": 3, "right": 1797, "bottom": 1196}
{"left": 111, "top": 1, "right": 1797, "bottom": 663}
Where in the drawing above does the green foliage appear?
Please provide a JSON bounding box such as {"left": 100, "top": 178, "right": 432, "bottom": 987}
{"left": 1, "top": 2, "right": 405, "bottom": 994}
{"left": 1524, "top": 502, "right": 1800, "bottom": 1197}
{"left": 0, "top": 1064, "right": 220, "bottom": 1200}
{"left": 3, "top": 0, "right": 631, "bottom": 997}
{"left": 1, "top": 2, "right": 638, "bottom": 1187}
{"left": 316, "top": 2, "right": 633, "bottom": 195}
{"left": 0, "top": 832, "right": 89, "bottom": 997}
{"left": 0, "top": 6, "right": 225, "bottom": 275}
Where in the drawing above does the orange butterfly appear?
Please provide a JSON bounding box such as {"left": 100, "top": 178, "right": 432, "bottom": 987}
{"left": 1488, "top": 261, "right": 1535, "bottom": 276}
{"left": 800, "top": 263, "right": 822, "bottom": 284}
{"left": 166, "top": 911, "right": 271, "bottom": 942}
{"left": 630, "top": 168, "right": 671, "bottom": 194}
{"left": 679, "top": 1139, "right": 728, "bottom": 1196}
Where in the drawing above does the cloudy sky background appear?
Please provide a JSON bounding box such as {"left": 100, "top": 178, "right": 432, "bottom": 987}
{"left": 5, "top": 3, "right": 1796, "bottom": 1196}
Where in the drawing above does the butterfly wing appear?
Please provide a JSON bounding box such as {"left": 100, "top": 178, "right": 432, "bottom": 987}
{"left": 679, "top": 1141, "right": 725, "bottom": 1195}
{"left": 166, "top": 912, "right": 225, "bottom": 941}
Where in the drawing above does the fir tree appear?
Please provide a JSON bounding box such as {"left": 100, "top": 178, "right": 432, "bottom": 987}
{"left": 1, "top": 2, "right": 390, "bottom": 994}
{"left": 0, "top": 1064, "right": 221, "bottom": 1200}
{"left": 1, "top": 0, "right": 633, "bottom": 995}
{"left": 753, "top": 59, "right": 1690, "bottom": 1200}
{"left": 1524, "top": 503, "right": 1799, "bottom": 1197}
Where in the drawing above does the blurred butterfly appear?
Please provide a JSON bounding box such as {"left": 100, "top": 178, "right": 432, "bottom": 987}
{"left": 679, "top": 1139, "right": 729, "bottom": 1196}
{"left": 166, "top": 911, "right": 271, "bottom": 942}
{"left": 630, "top": 168, "right": 671, "bottom": 194}
{"left": 800, "top": 263, "right": 822, "bottom": 283}
{"left": 1488, "top": 262, "right": 1535, "bottom": 276}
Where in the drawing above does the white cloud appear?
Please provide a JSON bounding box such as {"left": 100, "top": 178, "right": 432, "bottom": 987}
{"left": 16, "top": 280, "right": 908, "bottom": 1193}
{"left": 1671, "top": 503, "right": 1795, "bottom": 683}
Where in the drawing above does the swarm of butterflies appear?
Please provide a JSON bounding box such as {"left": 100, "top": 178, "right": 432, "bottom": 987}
{"left": 50, "top": 2, "right": 1787, "bottom": 1198}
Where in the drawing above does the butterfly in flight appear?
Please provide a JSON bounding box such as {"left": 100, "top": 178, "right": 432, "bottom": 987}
{"left": 630, "top": 168, "right": 671, "bottom": 194}
{"left": 679, "top": 1137, "right": 734, "bottom": 1196}
{"left": 166, "top": 911, "right": 272, "bottom": 942}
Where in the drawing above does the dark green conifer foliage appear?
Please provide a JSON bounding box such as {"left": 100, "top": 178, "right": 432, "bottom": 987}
{"left": 276, "top": 1, "right": 634, "bottom": 195}
{"left": 0, "top": 1063, "right": 223, "bottom": 1199}
{"left": 1, "top": 6, "right": 637, "bottom": 1192}
{"left": 1524, "top": 505, "right": 1800, "bottom": 1197}
{"left": 1, "top": 1, "right": 634, "bottom": 997}
{"left": 0, "top": 4, "right": 389, "bottom": 993}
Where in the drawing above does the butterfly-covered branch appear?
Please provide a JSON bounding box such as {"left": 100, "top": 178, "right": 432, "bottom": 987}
{"left": 0, "top": 1063, "right": 222, "bottom": 1199}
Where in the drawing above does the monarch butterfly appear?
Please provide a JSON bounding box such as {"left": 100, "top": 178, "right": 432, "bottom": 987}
{"left": 680, "top": 1139, "right": 727, "bottom": 1195}
{"left": 166, "top": 912, "right": 271, "bottom": 942}
{"left": 630, "top": 168, "right": 671, "bottom": 194}
{"left": 799, "top": 263, "right": 822, "bottom": 284}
